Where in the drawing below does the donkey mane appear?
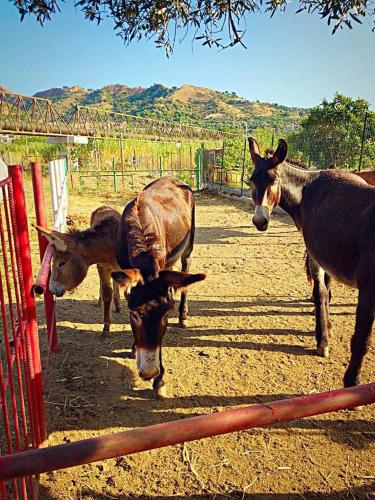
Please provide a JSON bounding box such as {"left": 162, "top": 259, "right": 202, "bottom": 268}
{"left": 286, "top": 158, "right": 309, "bottom": 170}
{"left": 68, "top": 218, "right": 119, "bottom": 244}
{"left": 124, "top": 197, "right": 164, "bottom": 278}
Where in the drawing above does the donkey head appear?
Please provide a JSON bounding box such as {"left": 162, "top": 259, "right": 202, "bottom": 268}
{"left": 247, "top": 137, "right": 287, "bottom": 231}
{"left": 112, "top": 269, "right": 206, "bottom": 381}
{"left": 35, "top": 226, "right": 89, "bottom": 297}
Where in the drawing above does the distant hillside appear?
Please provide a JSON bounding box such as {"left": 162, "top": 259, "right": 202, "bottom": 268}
{"left": 32, "top": 83, "right": 306, "bottom": 132}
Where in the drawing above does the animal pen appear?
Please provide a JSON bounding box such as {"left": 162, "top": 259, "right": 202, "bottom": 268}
{"left": 0, "top": 89, "right": 375, "bottom": 498}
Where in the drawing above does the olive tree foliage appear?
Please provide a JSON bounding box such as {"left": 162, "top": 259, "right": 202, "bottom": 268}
{"left": 287, "top": 94, "right": 375, "bottom": 170}
{"left": 13, "top": 1, "right": 375, "bottom": 54}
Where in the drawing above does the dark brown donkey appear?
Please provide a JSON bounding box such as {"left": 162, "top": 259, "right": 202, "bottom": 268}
{"left": 111, "top": 176, "right": 205, "bottom": 398}
{"left": 305, "top": 169, "right": 375, "bottom": 294}
{"left": 35, "top": 206, "right": 122, "bottom": 335}
{"left": 248, "top": 137, "right": 374, "bottom": 388}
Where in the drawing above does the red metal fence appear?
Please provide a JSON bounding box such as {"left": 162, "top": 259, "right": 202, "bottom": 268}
{"left": 0, "top": 383, "right": 374, "bottom": 482}
{"left": 0, "top": 166, "right": 46, "bottom": 499}
{"left": 0, "top": 163, "right": 374, "bottom": 498}
{"left": 30, "top": 162, "right": 58, "bottom": 353}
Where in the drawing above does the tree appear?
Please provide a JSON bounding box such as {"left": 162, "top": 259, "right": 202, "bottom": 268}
{"left": 13, "top": 1, "right": 375, "bottom": 54}
{"left": 287, "top": 94, "right": 375, "bottom": 170}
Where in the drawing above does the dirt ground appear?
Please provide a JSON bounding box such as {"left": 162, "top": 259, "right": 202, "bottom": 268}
{"left": 27, "top": 186, "right": 374, "bottom": 499}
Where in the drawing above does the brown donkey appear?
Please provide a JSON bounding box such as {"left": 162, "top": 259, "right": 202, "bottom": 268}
{"left": 36, "top": 206, "right": 122, "bottom": 336}
{"left": 248, "top": 137, "right": 374, "bottom": 388}
{"left": 111, "top": 176, "right": 205, "bottom": 397}
{"left": 305, "top": 169, "right": 375, "bottom": 295}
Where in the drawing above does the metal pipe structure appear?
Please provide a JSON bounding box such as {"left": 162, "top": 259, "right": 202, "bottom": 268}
{"left": 31, "top": 244, "right": 54, "bottom": 297}
{"left": 0, "top": 383, "right": 374, "bottom": 482}
{"left": 30, "top": 162, "right": 58, "bottom": 352}
{"left": 8, "top": 165, "right": 47, "bottom": 444}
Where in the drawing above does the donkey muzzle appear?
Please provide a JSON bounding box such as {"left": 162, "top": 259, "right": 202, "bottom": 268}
{"left": 252, "top": 205, "right": 270, "bottom": 232}
{"left": 49, "top": 281, "right": 66, "bottom": 297}
{"left": 136, "top": 347, "right": 160, "bottom": 381}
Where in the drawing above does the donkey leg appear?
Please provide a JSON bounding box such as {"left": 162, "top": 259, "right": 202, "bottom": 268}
{"left": 178, "top": 256, "right": 192, "bottom": 328}
{"left": 153, "top": 350, "right": 166, "bottom": 398}
{"left": 113, "top": 279, "right": 122, "bottom": 313}
{"left": 98, "top": 267, "right": 113, "bottom": 337}
{"left": 324, "top": 272, "right": 332, "bottom": 329}
{"left": 96, "top": 265, "right": 102, "bottom": 307}
{"left": 129, "top": 331, "right": 136, "bottom": 359}
{"left": 324, "top": 272, "right": 332, "bottom": 304}
{"left": 343, "top": 289, "right": 374, "bottom": 387}
{"left": 310, "top": 258, "right": 330, "bottom": 357}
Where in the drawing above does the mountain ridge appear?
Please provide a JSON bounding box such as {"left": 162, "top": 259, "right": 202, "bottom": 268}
{"left": 30, "top": 83, "right": 306, "bottom": 131}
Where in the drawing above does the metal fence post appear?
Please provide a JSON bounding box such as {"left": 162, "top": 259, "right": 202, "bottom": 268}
{"left": 220, "top": 140, "right": 225, "bottom": 192}
{"left": 112, "top": 157, "right": 117, "bottom": 192}
{"left": 240, "top": 137, "right": 247, "bottom": 197}
{"left": 8, "top": 164, "right": 47, "bottom": 444}
{"left": 358, "top": 111, "right": 368, "bottom": 172}
{"left": 159, "top": 156, "right": 163, "bottom": 177}
{"left": 120, "top": 133, "right": 125, "bottom": 185}
{"left": 30, "top": 162, "right": 58, "bottom": 352}
{"left": 196, "top": 154, "right": 201, "bottom": 191}
{"left": 200, "top": 143, "right": 205, "bottom": 189}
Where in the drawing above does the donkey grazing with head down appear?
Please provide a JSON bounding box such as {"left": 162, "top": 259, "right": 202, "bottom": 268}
{"left": 36, "top": 206, "right": 123, "bottom": 336}
{"left": 248, "top": 137, "right": 374, "bottom": 388}
{"left": 111, "top": 176, "right": 205, "bottom": 398}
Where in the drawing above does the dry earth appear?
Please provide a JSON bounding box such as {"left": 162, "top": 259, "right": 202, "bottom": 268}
{"left": 26, "top": 186, "right": 374, "bottom": 499}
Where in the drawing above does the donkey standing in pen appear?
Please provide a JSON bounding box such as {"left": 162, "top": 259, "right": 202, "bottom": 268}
{"left": 36, "top": 206, "right": 123, "bottom": 336}
{"left": 111, "top": 176, "right": 205, "bottom": 397}
{"left": 248, "top": 137, "right": 374, "bottom": 387}
{"left": 264, "top": 148, "right": 375, "bottom": 304}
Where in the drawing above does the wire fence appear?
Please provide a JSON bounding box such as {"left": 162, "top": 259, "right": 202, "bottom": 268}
{"left": 1, "top": 110, "right": 374, "bottom": 198}
{"left": 205, "top": 112, "right": 375, "bottom": 197}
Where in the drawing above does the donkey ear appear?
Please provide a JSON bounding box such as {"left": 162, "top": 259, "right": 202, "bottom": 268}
{"left": 33, "top": 225, "right": 68, "bottom": 252}
{"left": 111, "top": 269, "right": 144, "bottom": 296}
{"left": 270, "top": 139, "right": 288, "bottom": 168}
{"left": 248, "top": 137, "right": 261, "bottom": 166}
{"left": 158, "top": 270, "right": 206, "bottom": 289}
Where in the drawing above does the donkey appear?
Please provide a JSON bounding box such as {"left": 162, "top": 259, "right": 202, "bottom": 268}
{"left": 305, "top": 169, "right": 375, "bottom": 295}
{"left": 35, "top": 206, "right": 123, "bottom": 336}
{"left": 248, "top": 137, "right": 374, "bottom": 388}
{"left": 111, "top": 176, "right": 205, "bottom": 398}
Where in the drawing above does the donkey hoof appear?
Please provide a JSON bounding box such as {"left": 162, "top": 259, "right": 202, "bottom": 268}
{"left": 317, "top": 345, "right": 329, "bottom": 357}
{"left": 178, "top": 320, "right": 187, "bottom": 329}
{"left": 343, "top": 372, "right": 359, "bottom": 388}
{"left": 101, "top": 325, "right": 110, "bottom": 338}
{"left": 115, "top": 307, "right": 122, "bottom": 314}
{"left": 156, "top": 384, "right": 167, "bottom": 399}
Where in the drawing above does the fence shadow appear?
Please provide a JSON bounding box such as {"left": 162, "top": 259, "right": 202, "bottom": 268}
{"left": 37, "top": 296, "right": 354, "bottom": 328}
{"left": 38, "top": 298, "right": 374, "bottom": 450}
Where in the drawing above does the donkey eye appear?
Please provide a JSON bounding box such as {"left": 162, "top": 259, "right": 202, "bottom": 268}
{"left": 130, "top": 311, "right": 141, "bottom": 322}
{"left": 58, "top": 262, "right": 66, "bottom": 268}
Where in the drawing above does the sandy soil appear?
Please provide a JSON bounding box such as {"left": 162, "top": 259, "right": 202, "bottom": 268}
{"left": 30, "top": 189, "right": 374, "bottom": 499}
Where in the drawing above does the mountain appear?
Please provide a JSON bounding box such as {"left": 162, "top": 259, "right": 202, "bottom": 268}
{"left": 32, "top": 83, "right": 306, "bottom": 132}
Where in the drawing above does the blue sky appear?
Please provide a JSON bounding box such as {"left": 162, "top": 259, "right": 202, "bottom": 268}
{"left": 0, "top": 2, "right": 374, "bottom": 109}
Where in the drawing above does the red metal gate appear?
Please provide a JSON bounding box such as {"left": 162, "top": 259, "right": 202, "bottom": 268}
{"left": 0, "top": 163, "right": 374, "bottom": 496}
{"left": 0, "top": 165, "right": 46, "bottom": 499}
